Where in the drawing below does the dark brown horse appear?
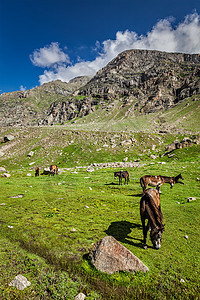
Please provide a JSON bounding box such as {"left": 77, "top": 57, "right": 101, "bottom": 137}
{"left": 114, "top": 171, "right": 129, "bottom": 185}
{"left": 35, "top": 167, "right": 40, "bottom": 177}
{"left": 140, "top": 188, "right": 165, "bottom": 249}
{"left": 140, "top": 173, "right": 184, "bottom": 193}
{"left": 50, "top": 165, "right": 58, "bottom": 176}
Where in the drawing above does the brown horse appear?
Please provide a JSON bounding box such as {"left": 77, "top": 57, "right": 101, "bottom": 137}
{"left": 114, "top": 171, "right": 129, "bottom": 185}
{"left": 50, "top": 165, "right": 58, "bottom": 176}
{"left": 140, "top": 173, "right": 184, "bottom": 193}
{"left": 35, "top": 167, "right": 40, "bottom": 177}
{"left": 140, "top": 188, "right": 165, "bottom": 249}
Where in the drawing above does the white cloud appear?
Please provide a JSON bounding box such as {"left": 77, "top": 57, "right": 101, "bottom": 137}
{"left": 30, "top": 42, "right": 70, "bottom": 68}
{"left": 20, "top": 85, "right": 26, "bottom": 91}
{"left": 31, "top": 13, "right": 200, "bottom": 85}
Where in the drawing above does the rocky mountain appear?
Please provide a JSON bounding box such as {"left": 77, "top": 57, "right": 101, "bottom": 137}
{"left": 0, "top": 76, "right": 92, "bottom": 126}
{"left": 0, "top": 49, "right": 200, "bottom": 127}
{"left": 78, "top": 49, "right": 200, "bottom": 111}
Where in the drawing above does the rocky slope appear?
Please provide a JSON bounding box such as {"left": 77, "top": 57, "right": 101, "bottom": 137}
{"left": 1, "top": 49, "right": 200, "bottom": 127}
{"left": 0, "top": 76, "right": 91, "bottom": 126}
{"left": 78, "top": 49, "right": 200, "bottom": 111}
{"left": 40, "top": 49, "right": 200, "bottom": 125}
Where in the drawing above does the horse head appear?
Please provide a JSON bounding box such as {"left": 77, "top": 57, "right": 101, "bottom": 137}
{"left": 150, "top": 225, "right": 165, "bottom": 249}
{"left": 175, "top": 173, "right": 184, "bottom": 184}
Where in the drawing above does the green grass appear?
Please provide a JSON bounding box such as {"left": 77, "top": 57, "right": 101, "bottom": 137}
{"left": 0, "top": 142, "right": 200, "bottom": 299}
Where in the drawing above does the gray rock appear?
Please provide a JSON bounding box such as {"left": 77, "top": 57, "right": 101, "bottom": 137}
{"left": 150, "top": 154, "right": 157, "bottom": 159}
{"left": 3, "top": 135, "right": 14, "bottom": 142}
{"left": 9, "top": 274, "right": 31, "bottom": 290}
{"left": 74, "top": 292, "right": 86, "bottom": 300}
{"left": 8, "top": 194, "right": 24, "bottom": 199}
{"left": 27, "top": 151, "right": 34, "bottom": 157}
{"left": 1, "top": 173, "right": 11, "bottom": 178}
{"left": 87, "top": 167, "right": 95, "bottom": 172}
{"left": 187, "top": 197, "right": 196, "bottom": 202}
{"left": 89, "top": 236, "right": 149, "bottom": 274}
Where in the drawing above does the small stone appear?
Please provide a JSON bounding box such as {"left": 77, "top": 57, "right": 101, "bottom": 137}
{"left": 84, "top": 205, "right": 89, "bottom": 208}
{"left": 4, "top": 135, "right": 14, "bottom": 142}
{"left": 74, "top": 292, "right": 86, "bottom": 300}
{"left": 71, "top": 228, "right": 77, "bottom": 232}
{"left": 87, "top": 167, "right": 95, "bottom": 172}
{"left": 187, "top": 197, "right": 196, "bottom": 202}
{"left": 184, "top": 235, "right": 188, "bottom": 239}
{"left": 1, "top": 173, "right": 11, "bottom": 178}
{"left": 8, "top": 225, "right": 13, "bottom": 228}
{"left": 180, "top": 279, "right": 185, "bottom": 283}
{"left": 9, "top": 194, "right": 23, "bottom": 199}
{"left": 9, "top": 274, "right": 31, "bottom": 290}
{"left": 0, "top": 167, "right": 6, "bottom": 172}
{"left": 27, "top": 151, "right": 34, "bottom": 157}
{"left": 27, "top": 173, "right": 32, "bottom": 177}
{"left": 143, "top": 245, "right": 148, "bottom": 250}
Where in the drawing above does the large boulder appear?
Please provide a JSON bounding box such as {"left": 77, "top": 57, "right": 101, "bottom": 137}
{"left": 89, "top": 236, "right": 149, "bottom": 274}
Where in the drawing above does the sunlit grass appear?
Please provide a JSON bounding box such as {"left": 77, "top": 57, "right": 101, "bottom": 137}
{"left": 0, "top": 144, "right": 199, "bottom": 299}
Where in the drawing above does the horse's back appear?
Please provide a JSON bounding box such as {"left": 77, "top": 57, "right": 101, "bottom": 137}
{"left": 141, "top": 188, "right": 160, "bottom": 208}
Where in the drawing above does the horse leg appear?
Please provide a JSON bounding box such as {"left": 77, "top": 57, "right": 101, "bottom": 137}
{"left": 141, "top": 219, "right": 148, "bottom": 245}
{"left": 156, "top": 185, "right": 161, "bottom": 193}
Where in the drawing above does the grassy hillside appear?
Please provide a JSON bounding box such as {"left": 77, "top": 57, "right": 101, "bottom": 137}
{"left": 0, "top": 123, "right": 200, "bottom": 299}
{"left": 0, "top": 145, "right": 199, "bottom": 299}
{"left": 65, "top": 96, "right": 200, "bottom": 133}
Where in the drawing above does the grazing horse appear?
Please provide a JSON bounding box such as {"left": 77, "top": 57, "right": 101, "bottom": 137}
{"left": 114, "top": 171, "right": 129, "bottom": 185}
{"left": 140, "top": 188, "right": 165, "bottom": 249}
{"left": 35, "top": 167, "right": 40, "bottom": 177}
{"left": 50, "top": 165, "right": 58, "bottom": 176}
{"left": 140, "top": 173, "right": 184, "bottom": 193}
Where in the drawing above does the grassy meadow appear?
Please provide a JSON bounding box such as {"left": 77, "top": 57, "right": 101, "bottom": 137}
{"left": 0, "top": 128, "right": 199, "bottom": 299}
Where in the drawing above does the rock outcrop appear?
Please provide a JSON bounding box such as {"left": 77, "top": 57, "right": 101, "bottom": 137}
{"left": 0, "top": 76, "right": 92, "bottom": 127}
{"left": 78, "top": 49, "right": 200, "bottom": 112}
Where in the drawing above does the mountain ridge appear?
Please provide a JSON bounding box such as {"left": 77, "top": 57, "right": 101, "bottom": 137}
{"left": 0, "top": 49, "right": 200, "bottom": 131}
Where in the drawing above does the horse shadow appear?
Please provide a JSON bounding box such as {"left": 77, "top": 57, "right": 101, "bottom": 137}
{"left": 128, "top": 193, "right": 143, "bottom": 197}
{"left": 105, "top": 182, "right": 118, "bottom": 186}
{"left": 104, "top": 220, "right": 143, "bottom": 248}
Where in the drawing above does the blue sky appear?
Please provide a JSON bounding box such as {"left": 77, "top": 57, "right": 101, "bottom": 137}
{"left": 0, "top": 0, "right": 200, "bottom": 93}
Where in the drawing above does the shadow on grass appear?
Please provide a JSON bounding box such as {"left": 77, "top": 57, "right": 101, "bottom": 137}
{"left": 105, "top": 221, "right": 143, "bottom": 248}
{"left": 105, "top": 182, "right": 119, "bottom": 186}
{"left": 128, "top": 193, "right": 143, "bottom": 197}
